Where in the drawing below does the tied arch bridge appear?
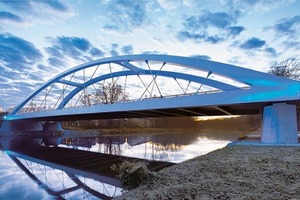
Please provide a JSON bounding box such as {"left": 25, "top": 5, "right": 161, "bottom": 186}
{"left": 1, "top": 54, "right": 300, "bottom": 144}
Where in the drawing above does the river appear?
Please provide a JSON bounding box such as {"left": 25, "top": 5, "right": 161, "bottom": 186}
{"left": 0, "top": 121, "right": 254, "bottom": 199}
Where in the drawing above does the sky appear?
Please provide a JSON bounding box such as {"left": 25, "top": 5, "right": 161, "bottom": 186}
{"left": 0, "top": 0, "right": 300, "bottom": 110}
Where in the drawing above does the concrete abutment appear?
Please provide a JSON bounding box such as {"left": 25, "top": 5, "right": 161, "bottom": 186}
{"left": 261, "top": 103, "right": 298, "bottom": 144}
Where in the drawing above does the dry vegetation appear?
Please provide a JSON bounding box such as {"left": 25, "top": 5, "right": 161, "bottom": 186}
{"left": 116, "top": 145, "right": 300, "bottom": 200}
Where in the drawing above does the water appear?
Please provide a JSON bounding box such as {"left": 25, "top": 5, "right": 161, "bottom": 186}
{"left": 0, "top": 129, "right": 243, "bottom": 199}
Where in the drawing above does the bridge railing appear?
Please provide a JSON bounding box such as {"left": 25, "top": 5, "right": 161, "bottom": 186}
{"left": 15, "top": 86, "right": 252, "bottom": 115}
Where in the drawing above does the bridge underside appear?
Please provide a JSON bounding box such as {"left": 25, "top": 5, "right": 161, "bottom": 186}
{"left": 14, "top": 100, "right": 300, "bottom": 122}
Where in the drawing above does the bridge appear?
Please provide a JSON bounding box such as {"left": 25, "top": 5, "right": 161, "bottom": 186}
{"left": 1, "top": 54, "right": 300, "bottom": 144}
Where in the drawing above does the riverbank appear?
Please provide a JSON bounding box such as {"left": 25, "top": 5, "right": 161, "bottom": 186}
{"left": 116, "top": 145, "right": 300, "bottom": 199}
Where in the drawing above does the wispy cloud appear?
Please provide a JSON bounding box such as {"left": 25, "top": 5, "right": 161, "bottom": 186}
{"left": 177, "top": 11, "right": 244, "bottom": 43}
{"left": 222, "top": 0, "right": 294, "bottom": 14}
{"left": 197, "top": 11, "right": 237, "bottom": 29}
{"left": 271, "top": 15, "right": 300, "bottom": 37}
{"left": 0, "top": 0, "right": 75, "bottom": 26}
{"left": 110, "top": 44, "right": 120, "bottom": 57}
{"left": 107, "top": 44, "right": 134, "bottom": 56}
{"left": 0, "top": 33, "right": 45, "bottom": 109}
{"left": 39, "top": 0, "right": 68, "bottom": 12}
{"left": 190, "top": 54, "right": 211, "bottom": 60}
{"left": 0, "top": 11, "right": 23, "bottom": 23}
{"left": 0, "top": 33, "right": 43, "bottom": 69}
{"left": 121, "top": 45, "right": 134, "bottom": 55}
{"left": 98, "top": 0, "right": 153, "bottom": 32}
{"left": 45, "top": 36, "right": 104, "bottom": 66}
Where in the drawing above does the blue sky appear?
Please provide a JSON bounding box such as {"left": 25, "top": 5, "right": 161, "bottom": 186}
{"left": 0, "top": 0, "right": 300, "bottom": 110}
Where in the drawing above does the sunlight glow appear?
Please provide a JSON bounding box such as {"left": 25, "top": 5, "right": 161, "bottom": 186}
{"left": 195, "top": 115, "right": 241, "bottom": 121}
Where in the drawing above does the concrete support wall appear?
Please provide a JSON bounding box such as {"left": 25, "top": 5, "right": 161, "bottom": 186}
{"left": 261, "top": 103, "right": 298, "bottom": 144}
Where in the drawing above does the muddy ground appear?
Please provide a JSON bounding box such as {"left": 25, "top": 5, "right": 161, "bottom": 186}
{"left": 115, "top": 145, "right": 300, "bottom": 200}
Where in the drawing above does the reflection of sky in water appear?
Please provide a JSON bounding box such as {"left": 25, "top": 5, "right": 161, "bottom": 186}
{"left": 0, "top": 151, "right": 50, "bottom": 200}
{"left": 0, "top": 150, "right": 122, "bottom": 199}
{"left": 92, "top": 137, "right": 229, "bottom": 163}
{"left": 60, "top": 130, "right": 236, "bottom": 163}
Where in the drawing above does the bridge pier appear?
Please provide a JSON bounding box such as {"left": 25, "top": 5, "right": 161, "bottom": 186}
{"left": 0, "top": 120, "right": 62, "bottom": 135}
{"left": 261, "top": 103, "right": 298, "bottom": 144}
{"left": 43, "top": 122, "right": 63, "bottom": 132}
{"left": 0, "top": 120, "right": 43, "bottom": 133}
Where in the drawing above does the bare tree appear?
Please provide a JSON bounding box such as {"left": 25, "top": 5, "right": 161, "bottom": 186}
{"left": 80, "top": 94, "right": 93, "bottom": 106}
{"left": 268, "top": 58, "right": 300, "bottom": 80}
{"left": 95, "top": 83, "right": 128, "bottom": 104}
{"left": 81, "top": 83, "right": 128, "bottom": 106}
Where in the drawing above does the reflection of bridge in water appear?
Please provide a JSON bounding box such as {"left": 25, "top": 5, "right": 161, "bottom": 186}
{"left": 1, "top": 137, "right": 174, "bottom": 199}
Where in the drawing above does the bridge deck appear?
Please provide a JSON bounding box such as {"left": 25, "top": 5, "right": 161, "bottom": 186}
{"left": 7, "top": 146, "right": 174, "bottom": 187}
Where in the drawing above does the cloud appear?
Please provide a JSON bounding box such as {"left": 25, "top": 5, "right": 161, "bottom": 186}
{"left": 199, "top": 11, "right": 236, "bottom": 29}
{"left": 39, "top": 0, "right": 68, "bottom": 12}
{"left": 98, "top": 0, "right": 154, "bottom": 32}
{"left": 110, "top": 49, "right": 119, "bottom": 57}
{"left": 0, "top": 11, "right": 23, "bottom": 23}
{"left": 56, "top": 36, "right": 91, "bottom": 56}
{"left": 90, "top": 48, "right": 105, "bottom": 57}
{"left": 0, "top": 0, "right": 75, "bottom": 26}
{"left": 45, "top": 36, "right": 104, "bottom": 66}
{"left": 190, "top": 54, "right": 211, "bottom": 60}
{"left": 157, "top": 0, "right": 184, "bottom": 10}
{"left": 183, "top": 12, "right": 237, "bottom": 31}
{"left": 222, "top": 0, "right": 292, "bottom": 14}
{"left": 0, "top": 0, "right": 69, "bottom": 13}
{"left": 239, "top": 37, "right": 266, "bottom": 49}
{"left": 206, "top": 36, "right": 224, "bottom": 44}
{"left": 227, "top": 26, "right": 245, "bottom": 37}
{"left": 105, "top": 44, "right": 135, "bottom": 57}
{"left": 0, "top": 33, "right": 43, "bottom": 69}
{"left": 264, "top": 47, "right": 277, "bottom": 56}
{"left": 178, "top": 11, "right": 244, "bottom": 44}
{"left": 177, "top": 31, "right": 225, "bottom": 44}
{"left": 0, "top": 1, "right": 32, "bottom": 11}
{"left": 121, "top": 45, "right": 134, "bottom": 55}
{"left": 271, "top": 15, "right": 300, "bottom": 37}
{"left": 0, "top": 33, "right": 46, "bottom": 109}
{"left": 47, "top": 57, "right": 65, "bottom": 68}
{"left": 284, "top": 41, "right": 300, "bottom": 50}
{"left": 142, "top": 50, "right": 163, "bottom": 54}
{"left": 177, "top": 31, "right": 206, "bottom": 41}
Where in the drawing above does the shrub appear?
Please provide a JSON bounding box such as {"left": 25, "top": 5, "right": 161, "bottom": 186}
{"left": 111, "top": 160, "right": 154, "bottom": 189}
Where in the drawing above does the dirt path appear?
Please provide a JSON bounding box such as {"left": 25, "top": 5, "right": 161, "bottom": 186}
{"left": 115, "top": 145, "right": 300, "bottom": 199}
